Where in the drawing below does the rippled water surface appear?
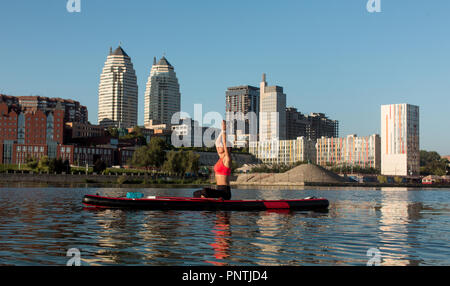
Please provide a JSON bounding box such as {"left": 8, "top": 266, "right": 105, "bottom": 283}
{"left": 0, "top": 186, "right": 449, "bottom": 266}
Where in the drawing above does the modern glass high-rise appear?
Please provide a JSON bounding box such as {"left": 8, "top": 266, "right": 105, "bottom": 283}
{"left": 144, "top": 56, "right": 181, "bottom": 127}
{"left": 98, "top": 46, "right": 138, "bottom": 129}
{"left": 381, "top": 103, "right": 420, "bottom": 176}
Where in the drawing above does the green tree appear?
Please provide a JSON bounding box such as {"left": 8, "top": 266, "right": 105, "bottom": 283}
{"left": 48, "top": 158, "right": 65, "bottom": 174}
{"left": 163, "top": 150, "right": 185, "bottom": 175}
{"left": 93, "top": 158, "right": 107, "bottom": 174}
{"left": 131, "top": 126, "right": 143, "bottom": 136}
{"left": 63, "top": 159, "right": 71, "bottom": 173}
{"left": 421, "top": 160, "right": 447, "bottom": 176}
{"left": 107, "top": 127, "right": 119, "bottom": 138}
{"left": 38, "top": 156, "right": 49, "bottom": 171}
{"left": 27, "top": 158, "right": 38, "bottom": 170}
{"left": 184, "top": 151, "right": 200, "bottom": 174}
{"left": 119, "top": 126, "right": 147, "bottom": 145}
{"left": 147, "top": 137, "right": 167, "bottom": 168}
{"left": 130, "top": 137, "right": 167, "bottom": 169}
{"left": 420, "top": 150, "right": 441, "bottom": 166}
{"left": 162, "top": 150, "right": 200, "bottom": 176}
{"left": 420, "top": 150, "right": 448, "bottom": 176}
{"left": 130, "top": 145, "right": 152, "bottom": 169}
{"left": 135, "top": 135, "right": 147, "bottom": 146}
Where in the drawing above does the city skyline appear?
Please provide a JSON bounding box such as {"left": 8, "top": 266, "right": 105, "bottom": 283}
{"left": 0, "top": 1, "right": 449, "bottom": 154}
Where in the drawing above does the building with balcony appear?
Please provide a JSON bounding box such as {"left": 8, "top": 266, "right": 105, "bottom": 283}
{"left": 98, "top": 46, "right": 138, "bottom": 129}
{"left": 249, "top": 136, "right": 316, "bottom": 165}
{"left": 316, "top": 134, "right": 381, "bottom": 169}
{"left": 144, "top": 56, "right": 181, "bottom": 127}
{"left": 381, "top": 103, "right": 420, "bottom": 176}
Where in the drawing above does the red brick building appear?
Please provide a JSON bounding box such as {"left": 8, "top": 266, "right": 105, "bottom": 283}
{"left": 65, "top": 122, "right": 105, "bottom": 140}
{"left": 1, "top": 101, "right": 67, "bottom": 164}
{"left": 1, "top": 95, "right": 137, "bottom": 167}
{"left": 21, "top": 109, "right": 64, "bottom": 145}
{"left": 1, "top": 94, "right": 88, "bottom": 124}
{"left": 0, "top": 103, "right": 18, "bottom": 141}
{"left": 16, "top": 95, "right": 88, "bottom": 124}
{"left": 13, "top": 144, "right": 48, "bottom": 164}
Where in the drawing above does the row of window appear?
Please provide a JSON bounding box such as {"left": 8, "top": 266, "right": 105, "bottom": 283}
{"left": 74, "top": 148, "right": 112, "bottom": 155}
{"left": 0, "top": 117, "right": 16, "bottom": 121}
{"left": 0, "top": 122, "right": 16, "bottom": 126}
{"left": 60, "top": 147, "right": 71, "bottom": 153}
{"left": 16, "top": 146, "right": 45, "bottom": 153}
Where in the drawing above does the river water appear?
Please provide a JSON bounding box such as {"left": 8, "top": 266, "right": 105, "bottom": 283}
{"left": 0, "top": 186, "right": 448, "bottom": 266}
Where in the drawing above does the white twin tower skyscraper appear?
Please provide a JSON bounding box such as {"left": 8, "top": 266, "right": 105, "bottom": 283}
{"left": 98, "top": 46, "right": 138, "bottom": 129}
{"left": 144, "top": 56, "right": 181, "bottom": 127}
{"left": 98, "top": 45, "right": 181, "bottom": 129}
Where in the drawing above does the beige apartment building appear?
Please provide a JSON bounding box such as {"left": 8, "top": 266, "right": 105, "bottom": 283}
{"left": 316, "top": 134, "right": 381, "bottom": 169}
{"left": 249, "top": 136, "right": 316, "bottom": 165}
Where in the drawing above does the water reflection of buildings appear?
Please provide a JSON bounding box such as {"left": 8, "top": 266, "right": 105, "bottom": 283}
{"left": 378, "top": 188, "right": 423, "bottom": 266}
{"left": 83, "top": 209, "right": 137, "bottom": 265}
{"left": 84, "top": 209, "right": 186, "bottom": 265}
{"left": 251, "top": 212, "right": 284, "bottom": 265}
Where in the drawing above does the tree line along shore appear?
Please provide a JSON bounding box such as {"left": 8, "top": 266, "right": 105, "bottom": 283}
{"left": 0, "top": 138, "right": 448, "bottom": 187}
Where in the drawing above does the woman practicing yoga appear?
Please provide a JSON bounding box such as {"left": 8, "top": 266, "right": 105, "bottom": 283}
{"left": 193, "top": 120, "right": 232, "bottom": 200}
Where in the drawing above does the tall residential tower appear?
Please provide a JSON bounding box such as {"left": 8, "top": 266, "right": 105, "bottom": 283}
{"left": 98, "top": 46, "right": 138, "bottom": 129}
{"left": 381, "top": 103, "right": 420, "bottom": 176}
{"left": 144, "top": 56, "right": 181, "bottom": 127}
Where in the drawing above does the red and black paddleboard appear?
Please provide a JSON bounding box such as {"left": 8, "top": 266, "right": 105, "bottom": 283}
{"left": 82, "top": 194, "right": 329, "bottom": 211}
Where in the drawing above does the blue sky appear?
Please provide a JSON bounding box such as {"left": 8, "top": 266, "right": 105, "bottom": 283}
{"left": 0, "top": 0, "right": 449, "bottom": 154}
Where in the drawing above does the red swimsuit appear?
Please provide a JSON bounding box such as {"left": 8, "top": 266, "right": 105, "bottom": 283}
{"left": 214, "top": 158, "right": 231, "bottom": 176}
